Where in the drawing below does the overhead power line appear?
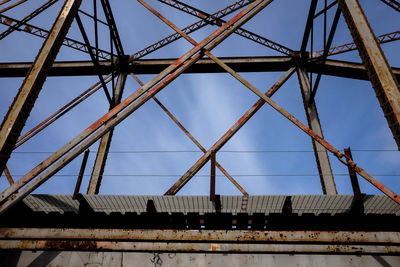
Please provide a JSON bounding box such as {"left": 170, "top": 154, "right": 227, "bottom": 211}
{"left": 8, "top": 174, "right": 400, "bottom": 177}
{"left": 11, "top": 149, "right": 400, "bottom": 154}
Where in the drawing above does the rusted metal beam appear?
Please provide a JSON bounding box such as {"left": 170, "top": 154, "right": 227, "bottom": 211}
{"left": 72, "top": 149, "right": 89, "bottom": 200}
{"left": 3, "top": 167, "right": 13, "bottom": 186}
{"left": 0, "top": 241, "right": 398, "bottom": 253}
{"left": 165, "top": 68, "right": 295, "bottom": 195}
{"left": 0, "top": 0, "right": 12, "bottom": 5}
{"left": 338, "top": 0, "right": 400, "bottom": 149}
{"left": 130, "top": 73, "right": 248, "bottom": 195}
{"left": 313, "top": 30, "right": 400, "bottom": 58}
{"left": 3, "top": 58, "right": 400, "bottom": 80}
{"left": 0, "top": 0, "right": 82, "bottom": 177}
{"left": 138, "top": 0, "right": 253, "bottom": 198}
{"left": 297, "top": 67, "right": 337, "bottom": 195}
{"left": 163, "top": 35, "right": 399, "bottom": 202}
{"left": 308, "top": 59, "right": 400, "bottom": 81}
{"left": 344, "top": 147, "right": 362, "bottom": 200}
{"left": 137, "top": 0, "right": 258, "bottom": 198}
{"left": 150, "top": 0, "right": 334, "bottom": 195}
{"left": 1, "top": 228, "right": 399, "bottom": 243}
{"left": 0, "top": 57, "right": 294, "bottom": 77}
{"left": 0, "top": 0, "right": 269, "bottom": 214}
{"left": 87, "top": 73, "right": 127, "bottom": 195}
{"left": 199, "top": 48, "right": 399, "bottom": 204}
{"left": 344, "top": 147, "right": 364, "bottom": 213}
{"left": 0, "top": 0, "right": 27, "bottom": 13}
{"left": 0, "top": 0, "right": 58, "bottom": 40}
{"left": 15, "top": 75, "right": 112, "bottom": 150}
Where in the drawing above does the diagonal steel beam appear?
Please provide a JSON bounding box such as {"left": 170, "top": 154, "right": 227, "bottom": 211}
{"left": 301, "top": 0, "right": 318, "bottom": 52}
{"left": 379, "top": 0, "right": 400, "bottom": 12}
{"left": 0, "top": 0, "right": 28, "bottom": 13}
{"left": 130, "top": 73, "right": 248, "bottom": 196}
{"left": 0, "top": 0, "right": 13, "bottom": 5}
{"left": 308, "top": 6, "right": 341, "bottom": 105}
{"left": 130, "top": 0, "right": 254, "bottom": 60}
{"left": 99, "top": 0, "right": 124, "bottom": 56}
{"left": 0, "top": 0, "right": 269, "bottom": 214}
{"left": 313, "top": 30, "right": 400, "bottom": 58}
{"left": 0, "top": 0, "right": 82, "bottom": 177}
{"left": 75, "top": 14, "right": 113, "bottom": 105}
{"left": 0, "top": 0, "right": 58, "bottom": 40}
{"left": 165, "top": 68, "right": 295, "bottom": 195}
{"left": 338, "top": 0, "right": 400, "bottom": 149}
{"left": 138, "top": 0, "right": 272, "bottom": 196}
{"left": 137, "top": 0, "right": 281, "bottom": 196}
{"left": 0, "top": 14, "right": 113, "bottom": 60}
{"left": 158, "top": 3, "right": 398, "bottom": 202}
{"left": 75, "top": 13, "right": 113, "bottom": 105}
{"left": 314, "top": 1, "right": 338, "bottom": 18}
{"left": 157, "top": 0, "right": 294, "bottom": 55}
{"left": 15, "top": 75, "right": 112, "bottom": 150}
{"left": 186, "top": 46, "right": 400, "bottom": 204}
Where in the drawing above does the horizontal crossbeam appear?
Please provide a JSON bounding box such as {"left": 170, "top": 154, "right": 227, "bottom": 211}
{"left": 1, "top": 58, "right": 399, "bottom": 81}
{"left": 1, "top": 228, "right": 398, "bottom": 243}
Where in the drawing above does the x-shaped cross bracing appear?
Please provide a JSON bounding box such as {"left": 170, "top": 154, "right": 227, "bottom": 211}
{"left": 0, "top": 0, "right": 399, "bottom": 215}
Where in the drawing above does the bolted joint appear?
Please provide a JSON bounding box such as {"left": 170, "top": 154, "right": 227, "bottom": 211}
{"left": 116, "top": 55, "right": 130, "bottom": 73}
{"left": 293, "top": 51, "right": 310, "bottom": 67}
{"left": 347, "top": 160, "right": 357, "bottom": 169}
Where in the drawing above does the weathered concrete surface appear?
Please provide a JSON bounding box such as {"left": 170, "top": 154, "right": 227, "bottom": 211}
{"left": 0, "top": 251, "right": 399, "bottom": 267}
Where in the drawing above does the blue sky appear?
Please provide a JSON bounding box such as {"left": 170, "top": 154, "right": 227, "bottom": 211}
{"left": 0, "top": 0, "right": 399, "bottom": 196}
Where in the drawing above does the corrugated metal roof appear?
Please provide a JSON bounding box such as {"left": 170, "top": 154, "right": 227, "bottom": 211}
{"left": 22, "top": 194, "right": 400, "bottom": 215}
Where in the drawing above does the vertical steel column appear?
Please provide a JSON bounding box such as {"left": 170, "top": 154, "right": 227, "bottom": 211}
{"left": 344, "top": 147, "right": 362, "bottom": 200}
{"left": 87, "top": 73, "right": 127, "bottom": 194}
{"left": 297, "top": 67, "right": 337, "bottom": 195}
{"left": 210, "top": 151, "right": 216, "bottom": 201}
{"left": 338, "top": 0, "right": 400, "bottom": 149}
{"left": 73, "top": 149, "right": 90, "bottom": 199}
{"left": 0, "top": 0, "right": 82, "bottom": 176}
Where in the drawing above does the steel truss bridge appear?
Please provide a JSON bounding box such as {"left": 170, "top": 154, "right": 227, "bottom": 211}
{"left": 0, "top": 0, "right": 399, "bottom": 264}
